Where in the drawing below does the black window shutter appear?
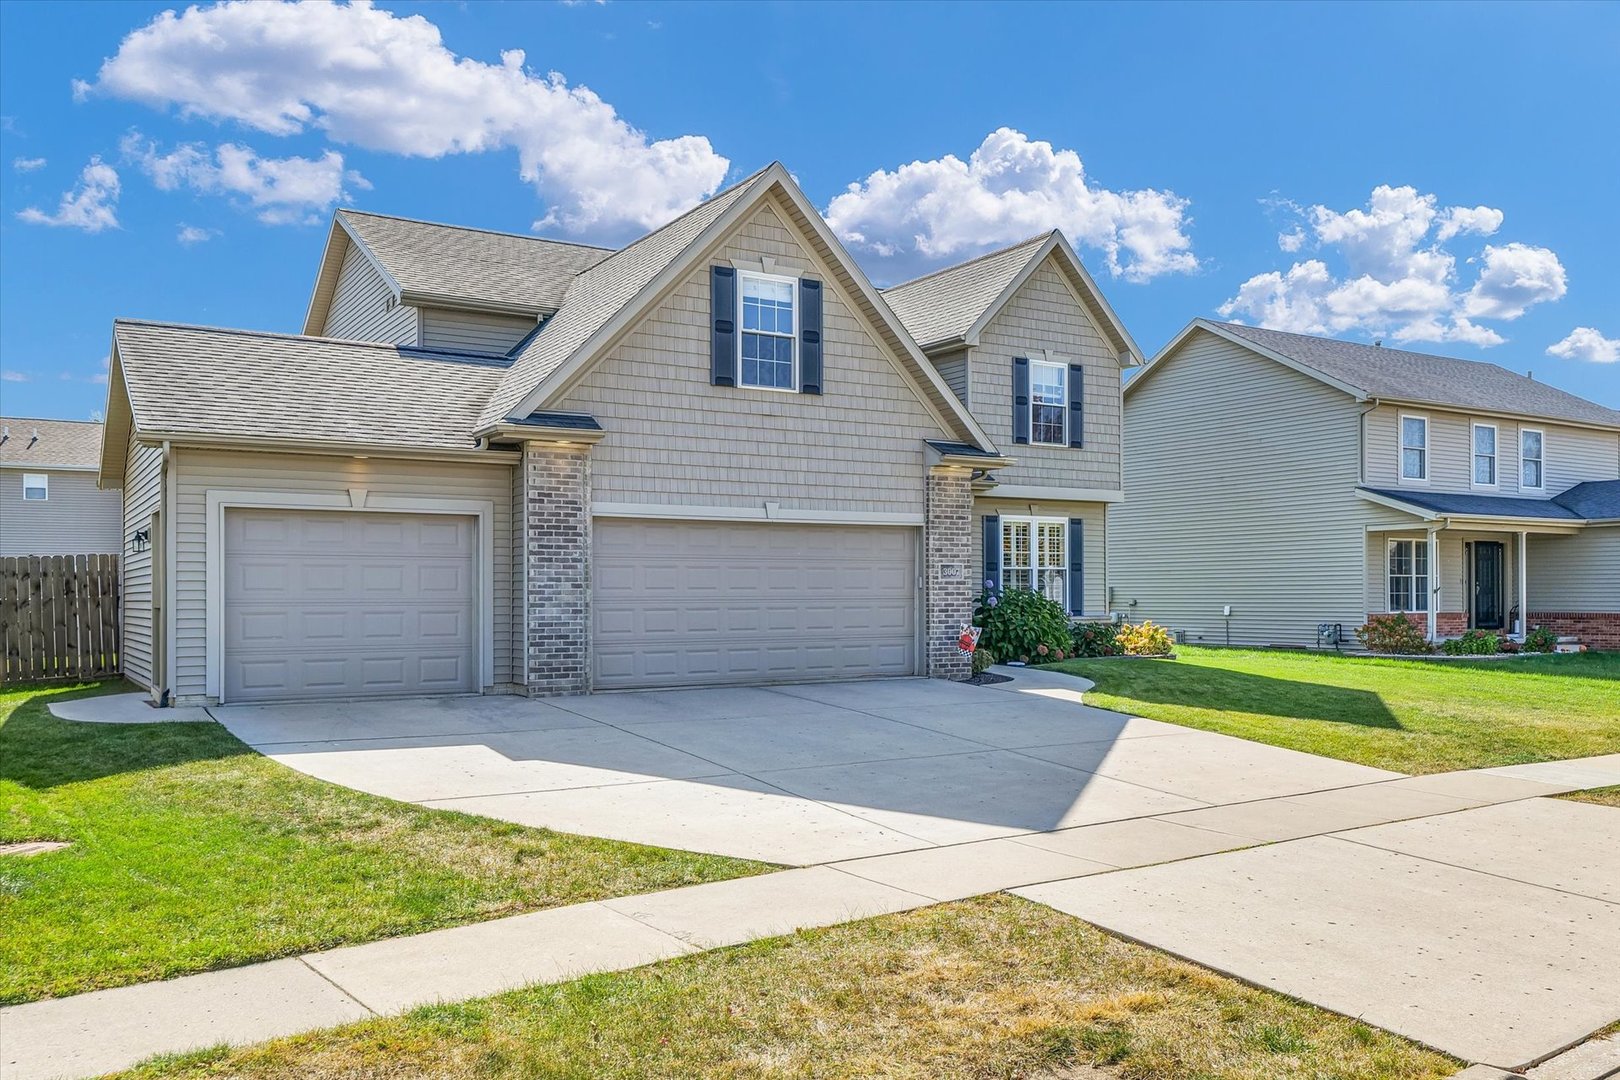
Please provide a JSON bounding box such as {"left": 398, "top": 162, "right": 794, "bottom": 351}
{"left": 1068, "top": 364, "right": 1085, "bottom": 448}
{"left": 1067, "top": 518, "right": 1085, "bottom": 615}
{"left": 799, "top": 278, "right": 823, "bottom": 395}
{"left": 982, "top": 515, "right": 1002, "bottom": 593}
{"left": 711, "top": 266, "right": 737, "bottom": 386}
{"left": 1012, "top": 357, "right": 1030, "bottom": 445}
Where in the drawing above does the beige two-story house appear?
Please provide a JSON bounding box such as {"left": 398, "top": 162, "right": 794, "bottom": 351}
{"left": 98, "top": 164, "right": 1139, "bottom": 707}
{"left": 0, "top": 418, "right": 122, "bottom": 557}
{"left": 1109, "top": 320, "right": 1620, "bottom": 650}
{"left": 884, "top": 232, "right": 1142, "bottom": 620}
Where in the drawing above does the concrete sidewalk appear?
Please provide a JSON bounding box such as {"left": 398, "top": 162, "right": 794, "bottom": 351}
{"left": 6, "top": 754, "right": 1611, "bottom": 1080}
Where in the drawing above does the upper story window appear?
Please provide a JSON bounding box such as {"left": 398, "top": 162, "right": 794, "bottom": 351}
{"left": 739, "top": 272, "right": 796, "bottom": 391}
{"left": 1030, "top": 361, "right": 1068, "bottom": 445}
{"left": 1520, "top": 428, "right": 1544, "bottom": 490}
{"left": 1399, "top": 414, "right": 1428, "bottom": 482}
{"left": 1472, "top": 422, "right": 1497, "bottom": 487}
{"left": 22, "top": 473, "right": 48, "bottom": 501}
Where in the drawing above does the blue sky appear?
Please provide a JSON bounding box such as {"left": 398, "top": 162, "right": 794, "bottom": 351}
{"left": 1, "top": 0, "right": 1616, "bottom": 422}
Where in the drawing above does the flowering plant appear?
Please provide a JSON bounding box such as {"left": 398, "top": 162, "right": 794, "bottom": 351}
{"left": 973, "top": 581, "right": 1070, "bottom": 664}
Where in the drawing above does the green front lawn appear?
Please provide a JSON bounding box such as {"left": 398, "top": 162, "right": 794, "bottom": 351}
{"left": 122, "top": 894, "right": 1454, "bottom": 1080}
{"left": 0, "top": 683, "right": 767, "bottom": 1005}
{"left": 1044, "top": 647, "right": 1620, "bottom": 775}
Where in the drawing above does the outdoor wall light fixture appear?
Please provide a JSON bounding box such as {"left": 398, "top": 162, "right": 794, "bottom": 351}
{"left": 129, "top": 528, "right": 150, "bottom": 553}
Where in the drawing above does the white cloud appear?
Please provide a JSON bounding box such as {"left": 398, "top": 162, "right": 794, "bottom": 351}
{"left": 825, "top": 128, "right": 1197, "bottom": 283}
{"left": 12, "top": 156, "right": 47, "bottom": 172}
{"left": 123, "top": 133, "right": 363, "bottom": 225}
{"left": 1547, "top": 327, "right": 1620, "bottom": 364}
{"left": 1220, "top": 184, "right": 1564, "bottom": 347}
{"left": 15, "top": 157, "right": 120, "bottom": 232}
{"left": 1, "top": 370, "right": 29, "bottom": 383}
{"left": 80, "top": 0, "right": 728, "bottom": 237}
{"left": 176, "top": 223, "right": 218, "bottom": 245}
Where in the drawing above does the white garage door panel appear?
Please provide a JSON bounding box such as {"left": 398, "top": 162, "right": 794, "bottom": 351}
{"left": 223, "top": 509, "right": 477, "bottom": 703}
{"left": 594, "top": 519, "right": 918, "bottom": 689}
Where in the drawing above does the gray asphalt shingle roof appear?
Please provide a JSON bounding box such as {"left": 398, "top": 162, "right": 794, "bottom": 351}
{"left": 880, "top": 234, "right": 1051, "bottom": 350}
{"left": 1361, "top": 487, "right": 1585, "bottom": 520}
{"left": 1213, "top": 322, "right": 1620, "bottom": 429}
{"left": 113, "top": 320, "right": 505, "bottom": 452}
{"left": 0, "top": 417, "right": 103, "bottom": 468}
{"left": 338, "top": 210, "right": 612, "bottom": 315}
{"left": 1552, "top": 480, "right": 1620, "bottom": 521}
{"left": 481, "top": 166, "right": 770, "bottom": 427}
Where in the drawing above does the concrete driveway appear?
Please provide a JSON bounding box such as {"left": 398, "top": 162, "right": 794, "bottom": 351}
{"left": 212, "top": 671, "right": 1398, "bottom": 864}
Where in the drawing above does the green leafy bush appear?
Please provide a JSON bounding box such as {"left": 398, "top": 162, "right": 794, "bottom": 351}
{"left": 1524, "top": 625, "right": 1559, "bottom": 653}
{"left": 970, "top": 645, "right": 996, "bottom": 675}
{"left": 1070, "top": 621, "right": 1123, "bottom": 658}
{"left": 974, "top": 586, "right": 1070, "bottom": 665}
{"left": 1117, "top": 620, "right": 1174, "bottom": 656}
{"left": 1355, "top": 613, "right": 1432, "bottom": 655}
{"left": 1440, "top": 629, "right": 1500, "bottom": 655}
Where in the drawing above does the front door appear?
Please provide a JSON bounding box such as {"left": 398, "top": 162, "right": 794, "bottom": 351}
{"left": 1471, "top": 541, "right": 1505, "bottom": 630}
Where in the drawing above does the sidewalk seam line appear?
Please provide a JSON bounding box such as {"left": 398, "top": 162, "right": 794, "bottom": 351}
{"left": 296, "top": 956, "right": 380, "bottom": 1016}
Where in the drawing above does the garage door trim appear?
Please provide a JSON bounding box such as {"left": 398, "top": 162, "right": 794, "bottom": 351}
{"left": 205, "top": 490, "right": 496, "bottom": 703}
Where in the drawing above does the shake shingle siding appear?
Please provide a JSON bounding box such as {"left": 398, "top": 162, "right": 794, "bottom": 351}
{"left": 554, "top": 201, "right": 943, "bottom": 514}
{"left": 1110, "top": 329, "right": 1407, "bottom": 646}
{"left": 323, "top": 245, "right": 418, "bottom": 344}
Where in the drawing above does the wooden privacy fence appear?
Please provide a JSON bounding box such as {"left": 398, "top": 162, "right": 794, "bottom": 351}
{"left": 0, "top": 554, "right": 121, "bottom": 684}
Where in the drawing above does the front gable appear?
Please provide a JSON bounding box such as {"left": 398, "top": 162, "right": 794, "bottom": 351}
{"left": 555, "top": 197, "right": 965, "bottom": 516}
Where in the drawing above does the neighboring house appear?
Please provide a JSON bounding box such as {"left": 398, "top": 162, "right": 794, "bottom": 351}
{"left": 1109, "top": 320, "right": 1620, "bottom": 650}
{"left": 0, "top": 417, "right": 122, "bottom": 557}
{"left": 883, "top": 232, "right": 1142, "bottom": 623}
{"left": 98, "top": 163, "right": 1137, "bottom": 707}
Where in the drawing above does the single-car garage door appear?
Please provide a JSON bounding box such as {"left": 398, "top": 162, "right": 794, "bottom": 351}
{"left": 593, "top": 519, "right": 918, "bottom": 690}
{"left": 223, "top": 509, "right": 477, "bottom": 703}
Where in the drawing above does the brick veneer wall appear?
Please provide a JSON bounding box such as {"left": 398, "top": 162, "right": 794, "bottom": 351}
{"left": 1368, "top": 611, "right": 1468, "bottom": 637}
{"left": 523, "top": 444, "right": 592, "bottom": 695}
{"left": 1529, "top": 612, "right": 1620, "bottom": 650}
{"left": 924, "top": 468, "right": 973, "bottom": 680}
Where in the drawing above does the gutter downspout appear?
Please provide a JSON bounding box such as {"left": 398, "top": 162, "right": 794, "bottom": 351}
{"left": 1426, "top": 523, "right": 1441, "bottom": 644}
{"left": 162, "top": 440, "right": 178, "bottom": 706}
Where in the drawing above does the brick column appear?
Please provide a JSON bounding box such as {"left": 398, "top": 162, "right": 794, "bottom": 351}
{"left": 924, "top": 467, "right": 973, "bottom": 680}
{"left": 523, "top": 444, "right": 592, "bottom": 695}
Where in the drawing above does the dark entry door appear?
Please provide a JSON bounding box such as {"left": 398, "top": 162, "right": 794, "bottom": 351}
{"left": 1472, "top": 541, "right": 1505, "bottom": 630}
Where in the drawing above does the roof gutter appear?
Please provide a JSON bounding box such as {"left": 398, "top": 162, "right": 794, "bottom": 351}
{"left": 481, "top": 421, "right": 605, "bottom": 445}
{"left": 134, "top": 430, "right": 521, "bottom": 464}
{"left": 398, "top": 289, "right": 550, "bottom": 321}
{"left": 1371, "top": 396, "right": 1620, "bottom": 435}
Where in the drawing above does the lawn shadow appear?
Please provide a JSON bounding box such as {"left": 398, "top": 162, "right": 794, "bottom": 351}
{"left": 0, "top": 683, "right": 252, "bottom": 790}
{"left": 1074, "top": 659, "right": 1404, "bottom": 730}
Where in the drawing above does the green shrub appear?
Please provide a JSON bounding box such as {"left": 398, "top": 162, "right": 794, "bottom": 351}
{"left": 1116, "top": 620, "right": 1174, "bottom": 656}
{"left": 1355, "top": 613, "right": 1432, "bottom": 655}
{"left": 974, "top": 586, "right": 1070, "bottom": 665}
{"left": 971, "top": 646, "right": 996, "bottom": 675}
{"left": 1441, "top": 629, "right": 1499, "bottom": 655}
{"left": 1524, "top": 625, "right": 1559, "bottom": 653}
{"left": 1070, "top": 621, "right": 1123, "bottom": 658}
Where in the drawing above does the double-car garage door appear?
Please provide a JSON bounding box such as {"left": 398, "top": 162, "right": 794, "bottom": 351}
{"left": 223, "top": 509, "right": 477, "bottom": 703}
{"left": 593, "top": 519, "right": 919, "bottom": 690}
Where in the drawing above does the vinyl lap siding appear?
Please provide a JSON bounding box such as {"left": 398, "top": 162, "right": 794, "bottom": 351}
{"left": 969, "top": 258, "right": 1122, "bottom": 491}
{"left": 1110, "top": 330, "right": 1408, "bottom": 646}
{"left": 420, "top": 307, "right": 537, "bottom": 355}
{"left": 0, "top": 469, "right": 122, "bottom": 555}
{"left": 556, "top": 200, "right": 946, "bottom": 515}
{"left": 169, "top": 450, "right": 518, "bottom": 703}
{"left": 322, "top": 245, "right": 418, "bottom": 344}
{"left": 1364, "top": 405, "right": 1619, "bottom": 496}
{"left": 1528, "top": 527, "right": 1620, "bottom": 611}
{"left": 973, "top": 497, "right": 1107, "bottom": 617}
{"left": 932, "top": 349, "right": 970, "bottom": 406}
{"left": 120, "top": 439, "right": 164, "bottom": 690}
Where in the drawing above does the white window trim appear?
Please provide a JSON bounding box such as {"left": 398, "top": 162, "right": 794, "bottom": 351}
{"left": 1471, "top": 421, "right": 1499, "bottom": 490}
{"left": 203, "top": 490, "right": 496, "bottom": 704}
{"left": 1386, "top": 537, "right": 1430, "bottom": 613}
{"left": 1029, "top": 359, "right": 1068, "bottom": 447}
{"left": 1519, "top": 426, "right": 1545, "bottom": 492}
{"left": 1397, "top": 411, "right": 1429, "bottom": 485}
{"left": 736, "top": 269, "right": 798, "bottom": 393}
{"left": 999, "top": 514, "right": 1071, "bottom": 612}
{"left": 21, "top": 473, "right": 48, "bottom": 501}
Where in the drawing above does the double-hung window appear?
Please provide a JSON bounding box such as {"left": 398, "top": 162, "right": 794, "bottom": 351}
{"left": 1520, "top": 428, "right": 1543, "bottom": 491}
{"left": 22, "top": 473, "right": 48, "bottom": 501}
{"left": 1030, "top": 361, "right": 1067, "bottom": 446}
{"left": 1472, "top": 422, "right": 1497, "bottom": 487}
{"left": 1399, "top": 414, "right": 1428, "bottom": 481}
{"left": 1001, "top": 517, "right": 1068, "bottom": 608}
{"left": 1387, "top": 538, "right": 1429, "bottom": 613}
{"left": 739, "top": 272, "right": 796, "bottom": 390}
